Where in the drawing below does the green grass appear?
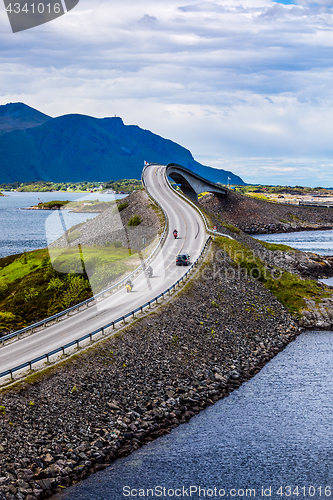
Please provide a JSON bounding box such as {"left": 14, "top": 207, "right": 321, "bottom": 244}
{"left": 254, "top": 240, "right": 297, "bottom": 252}
{"left": 219, "top": 221, "right": 240, "bottom": 234}
{"left": 37, "top": 200, "right": 70, "bottom": 209}
{"left": 215, "top": 236, "right": 332, "bottom": 316}
{"left": 0, "top": 244, "right": 135, "bottom": 333}
{"left": 245, "top": 192, "right": 271, "bottom": 201}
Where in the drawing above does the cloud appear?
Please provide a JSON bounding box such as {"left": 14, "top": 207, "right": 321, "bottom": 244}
{"left": 0, "top": 0, "right": 333, "bottom": 185}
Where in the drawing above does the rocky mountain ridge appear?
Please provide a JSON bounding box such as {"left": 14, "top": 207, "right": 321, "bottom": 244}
{"left": 0, "top": 103, "right": 244, "bottom": 186}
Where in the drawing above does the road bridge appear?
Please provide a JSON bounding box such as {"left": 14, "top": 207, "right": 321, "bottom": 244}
{"left": 166, "top": 163, "right": 228, "bottom": 202}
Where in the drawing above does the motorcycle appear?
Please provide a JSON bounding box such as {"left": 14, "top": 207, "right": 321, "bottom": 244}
{"left": 173, "top": 230, "right": 178, "bottom": 239}
{"left": 146, "top": 267, "right": 153, "bottom": 278}
{"left": 126, "top": 282, "right": 133, "bottom": 293}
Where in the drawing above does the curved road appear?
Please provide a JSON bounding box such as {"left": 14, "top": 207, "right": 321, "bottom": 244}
{"left": 0, "top": 165, "right": 207, "bottom": 378}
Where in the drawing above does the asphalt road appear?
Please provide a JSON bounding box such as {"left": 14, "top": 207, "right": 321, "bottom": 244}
{"left": 0, "top": 164, "right": 207, "bottom": 377}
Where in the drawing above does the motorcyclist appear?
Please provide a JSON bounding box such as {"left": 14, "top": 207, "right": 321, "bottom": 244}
{"left": 147, "top": 265, "right": 153, "bottom": 277}
{"left": 126, "top": 278, "right": 133, "bottom": 291}
{"left": 173, "top": 229, "right": 178, "bottom": 238}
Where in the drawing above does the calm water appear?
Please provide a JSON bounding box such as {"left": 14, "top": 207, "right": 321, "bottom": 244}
{"left": 57, "top": 331, "right": 333, "bottom": 500}
{"left": 0, "top": 191, "right": 122, "bottom": 259}
{"left": 254, "top": 229, "right": 333, "bottom": 255}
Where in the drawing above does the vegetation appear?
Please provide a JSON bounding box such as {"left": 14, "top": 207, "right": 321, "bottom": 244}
{"left": 215, "top": 236, "right": 332, "bottom": 316}
{"left": 0, "top": 243, "right": 135, "bottom": 334}
{"left": 30, "top": 199, "right": 117, "bottom": 213}
{"left": 255, "top": 240, "right": 296, "bottom": 252}
{"left": 36, "top": 200, "right": 70, "bottom": 209}
{"left": 236, "top": 185, "right": 333, "bottom": 195}
{"left": 0, "top": 179, "right": 142, "bottom": 193}
{"left": 113, "top": 201, "right": 129, "bottom": 214}
{"left": 103, "top": 179, "right": 143, "bottom": 192}
{"left": 128, "top": 214, "right": 142, "bottom": 226}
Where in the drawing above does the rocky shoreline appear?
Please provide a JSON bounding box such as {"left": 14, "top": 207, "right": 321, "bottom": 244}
{"left": 2, "top": 189, "right": 333, "bottom": 500}
{"left": 0, "top": 242, "right": 301, "bottom": 500}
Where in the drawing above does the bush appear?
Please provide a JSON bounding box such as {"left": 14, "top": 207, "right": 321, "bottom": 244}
{"left": 113, "top": 201, "right": 128, "bottom": 214}
{"left": 113, "top": 240, "right": 123, "bottom": 248}
{"left": 0, "top": 281, "right": 8, "bottom": 297}
{"left": 0, "top": 312, "right": 16, "bottom": 330}
{"left": 128, "top": 214, "right": 142, "bottom": 226}
{"left": 24, "top": 288, "right": 39, "bottom": 302}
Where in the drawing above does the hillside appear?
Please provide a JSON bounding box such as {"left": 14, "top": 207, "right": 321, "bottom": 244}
{"left": 0, "top": 103, "right": 244, "bottom": 185}
{"left": 200, "top": 191, "right": 333, "bottom": 234}
{"left": 0, "top": 102, "right": 50, "bottom": 135}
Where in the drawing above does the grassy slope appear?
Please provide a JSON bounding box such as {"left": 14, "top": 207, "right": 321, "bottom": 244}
{"left": 215, "top": 236, "right": 332, "bottom": 316}
{"left": 0, "top": 244, "right": 134, "bottom": 334}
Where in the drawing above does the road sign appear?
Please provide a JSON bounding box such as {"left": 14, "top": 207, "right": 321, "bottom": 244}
{"left": 213, "top": 226, "right": 217, "bottom": 232}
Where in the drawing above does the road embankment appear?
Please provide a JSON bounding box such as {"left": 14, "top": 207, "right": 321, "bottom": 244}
{"left": 0, "top": 242, "right": 300, "bottom": 500}
{"left": 200, "top": 191, "right": 333, "bottom": 234}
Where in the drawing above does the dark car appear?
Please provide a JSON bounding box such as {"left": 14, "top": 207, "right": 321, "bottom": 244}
{"left": 176, "top": 253, "right": 190, "bottom": 266}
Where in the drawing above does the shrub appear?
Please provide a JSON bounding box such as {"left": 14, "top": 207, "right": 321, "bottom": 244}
{"left": 128, "top": 214, "right": 142, "bottom": 226}
{"left": 0, "top": 280, "right": 8, "bottom": 297}
{"left": 113, "top": 240, "right": 123, "bottom": 248}
{"left": 24, "top": 288, "right": 39, "bottom": 302}
{"left": 47, "top": 277, "right": 65, "bottom": 291}
{"left": 0, "top": 312, "right": 16, "bottom": 329}
{"left": 113, "top": 201, "right": 128, "bottom": 214}
{"left": 61, "top": 275, "right": 90, "bottom": 309}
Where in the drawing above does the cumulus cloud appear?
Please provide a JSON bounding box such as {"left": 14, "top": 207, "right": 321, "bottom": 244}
{"left": 0, "top": 0, "right": 333, "bottom": 185}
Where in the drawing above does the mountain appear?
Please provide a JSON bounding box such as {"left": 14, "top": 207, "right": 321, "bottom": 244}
{"left": 0, "top": 103, "right": 245, "bottom": 185}
{"left": 0, "top": 102, "right": 51, "bottom": 135}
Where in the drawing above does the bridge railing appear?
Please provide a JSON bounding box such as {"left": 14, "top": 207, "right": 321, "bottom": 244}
{"left": 0, "top": 235, "right": 211, "bottom": 382}
{"left": 163, "top": 167, "right": 233, "bottom": 240}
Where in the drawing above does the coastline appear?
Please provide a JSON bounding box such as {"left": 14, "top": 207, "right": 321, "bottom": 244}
{"left": 1, "top": 192, "right": 333, "bottom": 499}
{"left": 0, "top": 245, "right": 301, "bottom": 500}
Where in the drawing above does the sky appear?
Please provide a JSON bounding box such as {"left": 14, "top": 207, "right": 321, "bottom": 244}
{"left": 1, "top": 0, "right": 333, "bottom": 186}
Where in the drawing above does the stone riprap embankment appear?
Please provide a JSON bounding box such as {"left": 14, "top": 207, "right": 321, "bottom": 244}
{"left": 200, "top": 194, "right": 333, "bottom": 280}
{"left": 0, "top": 244, "right": 300, "bottom": 500}
{"left": 205, "top": 213, "right": 333, "bottom": 329}
{"left": 200, "top": 191, "right": 333, "bottom": 234}
{"left": 50, "top": 191, "right": 161, "bottom": 253}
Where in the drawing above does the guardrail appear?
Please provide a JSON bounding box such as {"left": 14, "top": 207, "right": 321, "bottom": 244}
{"left": 0, "top": 171, "right": 168, "bottom": 348}
{"left": 0, "top": 235, "right": 211, "bottom": 382}
{"left": 164, "top": 165, "right": 234, "bottom": 241}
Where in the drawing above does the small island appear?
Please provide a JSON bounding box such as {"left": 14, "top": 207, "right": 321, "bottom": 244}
{"left": 24, "top": 199, "right": 117, "bottom": 212}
